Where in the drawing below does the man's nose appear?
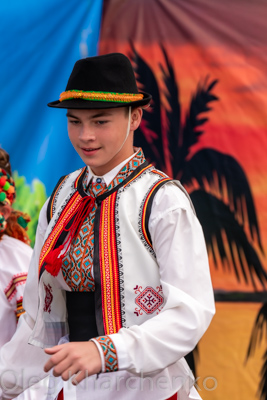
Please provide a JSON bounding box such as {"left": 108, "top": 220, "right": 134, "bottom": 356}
{"left": 79, "top": 126, "right": 95, "bottom": 141}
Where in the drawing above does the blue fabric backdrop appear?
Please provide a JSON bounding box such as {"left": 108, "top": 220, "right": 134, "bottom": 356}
{"left": 0, "top": 0, "right": 103, "bottom": 195}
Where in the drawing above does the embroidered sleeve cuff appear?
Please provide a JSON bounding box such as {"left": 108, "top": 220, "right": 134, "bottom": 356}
{"left": 93, "top": 336, "right": 119, "bottom": 373}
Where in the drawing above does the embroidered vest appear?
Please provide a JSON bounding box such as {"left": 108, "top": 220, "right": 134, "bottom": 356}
{"left": 30, "top": 155, "right": 194, "bottom": 347}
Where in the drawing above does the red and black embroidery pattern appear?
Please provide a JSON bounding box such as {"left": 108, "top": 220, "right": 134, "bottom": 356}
{"left": 134, "top": 285, "right": 164, "bottom": 315}
{"left": 43, "top": 283, "right": 53, "bottom": 313}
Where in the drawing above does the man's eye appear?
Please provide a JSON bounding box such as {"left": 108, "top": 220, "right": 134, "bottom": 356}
{"left": 69, "top": 119, "right": 80, "bottom": 124}
{"left": 96, "top": 120, "right": 108, "bottom": 125}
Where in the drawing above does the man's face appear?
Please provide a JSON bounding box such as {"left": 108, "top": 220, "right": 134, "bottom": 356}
{"left": 67, "top": 107, "right": 141, "bottom": 176}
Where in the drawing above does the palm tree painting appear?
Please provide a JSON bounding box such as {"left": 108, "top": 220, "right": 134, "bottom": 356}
{"left": 129, "top": 45, "right": 267, "bottom": 394}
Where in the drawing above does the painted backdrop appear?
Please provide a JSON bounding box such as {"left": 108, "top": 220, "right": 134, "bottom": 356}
{"left": 99, "top": 0, "right": 267, "bottom": 399}
{"left": 0, "top": 0, "right": 266, "bottom": 399}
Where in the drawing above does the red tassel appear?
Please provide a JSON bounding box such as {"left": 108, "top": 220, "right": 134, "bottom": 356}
{"left": 44, "top": 244, "right": 64, "bottom": 276}
{"left": 43, "top": 196, "right": 96, "bottom": 277}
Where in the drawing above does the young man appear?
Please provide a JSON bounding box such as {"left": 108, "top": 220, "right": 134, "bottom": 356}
{"left": 0, "top": 53, "right": 215, "bottom": 400}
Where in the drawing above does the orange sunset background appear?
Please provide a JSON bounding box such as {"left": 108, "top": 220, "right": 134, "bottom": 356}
{"left": 100, "top": 0, "right": 267, "bottom": 398}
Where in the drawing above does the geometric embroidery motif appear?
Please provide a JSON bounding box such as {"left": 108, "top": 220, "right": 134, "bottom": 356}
{"left": 61, "top": 148, "right": 146, "bottom": 292}
{"left": 135, "top": 286, "right": 164, "bottom": 314}
{"left": 95, "top": 336, "right": 118, "bottom": 372}
{"left": 43, "top": 283, "right": 53, "bottom": 313}
{"left": 61, "top": 178, "right": 106, "bottom": 292}
{"left": 4, "top": 273, "right": 28, "bottom": 302}
{"left": 62, "top": 212, "right": 96, "bottom": 292}
{"left": 105, "top": 148, "right": 145, "bottom": 190}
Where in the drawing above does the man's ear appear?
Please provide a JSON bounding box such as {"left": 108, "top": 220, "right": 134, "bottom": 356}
{"left": 130, "top": 107, "right": 143, "bottom": 131}
{"left": 0, "top": 204, "right": 12, "bottom": 220}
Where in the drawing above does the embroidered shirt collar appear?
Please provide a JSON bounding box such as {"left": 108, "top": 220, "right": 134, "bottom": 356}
{"left": 86, "top": 147, "right": 142, "bottom": 187}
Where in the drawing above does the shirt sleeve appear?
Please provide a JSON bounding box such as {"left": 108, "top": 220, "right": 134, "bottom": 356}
{"left": 104, "top": 181, "right": 215, "bottom": 374}
{"left": 0, "top": 199, "right": 50, "bottom": 399}
{"left": 0, "top": 235, "right": 32, "bottom": 349}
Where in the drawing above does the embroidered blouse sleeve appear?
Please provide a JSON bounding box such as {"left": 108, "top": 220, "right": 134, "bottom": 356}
{"left": 0, "top": 236, "right": 32, "bottom": 348}
{"left": 91, "top": 336, "right": 119, "bottom": 373}
{"left": 22, "top": 198, "right": 49, "bottom": 322}
{"left": 107, "top": 181, "right": 215, "bottom": 374}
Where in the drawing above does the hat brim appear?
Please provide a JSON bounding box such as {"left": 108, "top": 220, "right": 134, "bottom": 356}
{"left": 47, "top": 92, "right": 152, "bottom": 109}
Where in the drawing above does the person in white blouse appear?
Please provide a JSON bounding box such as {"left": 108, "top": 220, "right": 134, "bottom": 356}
{"left": 0, "top": 54, "right": 215, "bottom": 400}
{"left": 0, "top": 151, "right": 31, "bottom": 355}
{"left": 0, "top": 149, "right": 49, "bottom": 400}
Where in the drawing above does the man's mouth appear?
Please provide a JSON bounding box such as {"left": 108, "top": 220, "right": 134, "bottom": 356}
{"left": 81, "top": 147, "right": 101, "bottom": 152}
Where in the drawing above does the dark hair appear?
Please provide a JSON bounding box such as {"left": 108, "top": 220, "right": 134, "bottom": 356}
{"left": 0, "top": 209, "right": 31, "bottom": 245}
{"left": 0, "top": 148, "right": 12, "bottom": 175}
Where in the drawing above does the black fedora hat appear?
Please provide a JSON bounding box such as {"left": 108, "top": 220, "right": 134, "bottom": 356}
{"left": 47, "top": 53, "right": 152, "bottom": 109}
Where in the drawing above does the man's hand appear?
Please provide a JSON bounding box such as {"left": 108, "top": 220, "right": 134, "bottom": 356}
{"left": 44, "top": 341, "right": 102, "bottom": 384}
